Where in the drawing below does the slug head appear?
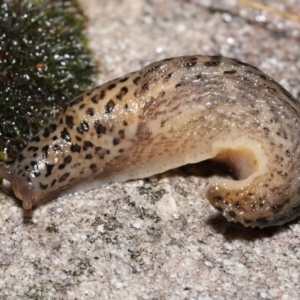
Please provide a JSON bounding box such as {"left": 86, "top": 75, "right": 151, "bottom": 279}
{"left": 0, "top": 165, "right": 35, "bottom": 217}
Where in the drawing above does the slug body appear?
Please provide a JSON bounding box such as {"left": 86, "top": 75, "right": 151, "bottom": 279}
{"left": 1, "top": 55, "right": 300, "bottom": 227}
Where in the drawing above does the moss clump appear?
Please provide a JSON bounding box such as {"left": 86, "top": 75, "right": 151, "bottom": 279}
{"left": 0, "top": 0, "right": 97, "bottom": 164}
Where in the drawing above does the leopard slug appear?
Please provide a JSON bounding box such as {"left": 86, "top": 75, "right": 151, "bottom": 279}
{"left": 0, "top": 55, "right": 300, "bottom": 228}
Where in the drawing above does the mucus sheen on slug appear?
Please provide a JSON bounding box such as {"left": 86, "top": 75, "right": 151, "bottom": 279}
{"left": 1, "top": 55, "right": 300, "bottom": 228}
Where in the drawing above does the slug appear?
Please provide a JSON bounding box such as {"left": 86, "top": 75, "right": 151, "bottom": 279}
{"left": 0, "top": 55, "right": 300, "bottom": 228}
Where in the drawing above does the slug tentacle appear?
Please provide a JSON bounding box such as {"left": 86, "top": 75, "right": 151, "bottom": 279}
{"left": 1, "top": 55, "right": 300, "bottom": 228}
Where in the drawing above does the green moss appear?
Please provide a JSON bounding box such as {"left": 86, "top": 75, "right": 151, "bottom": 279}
{"left": 0, "top": 0, "right": 97, "bottom": 164}
{"left": 174, "top": 184, "right": 188, "bottom": 197}
{"left": 91, "top": 214, "right": 124, "bottom": 244}
{"left": 138, "top": 186, "right": 166, "bottom": 204}
{"left": 123, "top": 196, "right": 162, "bottom": 222}
{"left": 45, "top": 222, "right": 59, "bottom": 233}
{"left": 26, "top": 283, "right": 48, "bottom": 300}
{"left": 92, "top": 214, "right": 124, "bottom": 231}
{"left": 64, "top": 258, "right": 94, "bottom": 277}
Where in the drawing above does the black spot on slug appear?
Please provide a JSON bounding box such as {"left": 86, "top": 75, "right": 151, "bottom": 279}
{"left": 204, "top": 56, "right": 221, "bottom": 66}
{"left": 133, "top": 76, "right": 141, "bottom": 85}
{"left": 43, "top": 127, "right": 50, "bottom": 138}
{"left": 147, "top": 65, "right": 160, "bottom": 73}
{"left": 224, "top": 70, "right": 237, "bottom": 74}
{"left": 90, "top": 163, "right": 97, "bottom": 173}
{"left": 263, "top": 127, "right": 270, "bottom": 135}
{"left": 53, "top": 144, "right": 61, "bottom": 153}
{"left": 184, "top": 61, "right": 197, "bottom": 68}
{"left": 105, "top": 100, "right": 116, "bottom": 114}
{"left": 113, "top": 138, "right": 120, "bottom": 146}
{"left": 189, "top": 56, "right": 198, "bottom": 61}
{"left": 86, "top": 107, "right": 95, "bottom": 116}
{"left": 49, "top": 124, "right": 57, "bottom": 133}
{"left": 175, "top": 82, "right": 184, "bottom": 88}
{"left": 258, "top": 74, "right": 267, "bottom": 80}
{"left": 142, "top": 83, "right": 149, "bottom": 91}
{"left": 118, "top": 129, "right": 125, "bottom": 139}
{"left": 79, "top": 121, "right": 89, "bottom": 132}
{"left": 70, "top": 143, "right": 81, "bottom": 153}
{"left": 76, "top": 126, "right": 83, "bottom": 135}
{"left": 45, "top": 164, "right": 54, "bottom": 177}
{"left": 30, "top": 136, "right": 40, "bottom": 142}
{"left": 204, "top": 61, "right": 220, "bottom": 67}
{"left": 164, "top": 72, "right": 173, "bottom": 81}
{"left": 33, "top": 171, "right": 40, "bottom": 177}
{"left": 271, "top": 204, "right": 283, "bottom": 213}
{"left": 120, "top": 76, "right": 129, "bottom": 82}
{"left": 228, "top": 211, "right": 236, "bottom": 218}
{"left": 58, "top": 163, "right": 66, "bottom": 170}
{"left": 94, "top": 147, "right": 102, "bottom": 153}
{"left": 79, "top": 103, "right": 86, "bottom": 110}
{"left": 214, "top": 196, "right": 223, "bottom": 202}
{"left": 64, "top": 155, "right": 72, "bottom": 164}
{"left": 85, "top": 154, "right": 92, "bottom": 159}
{"left": 18, "top": 154, "right": 25, "bottom": 162}
{"left": 94, "top": 122, "right": 106, "bottom": 135}
{"left": 83, "top": 141, "right": 94, "bottom": 151}
{"left": 116, "top": 87, "right": 129, "bottom": 100}
{"left": 42, "top": 145, "right": 49, "bottom": 159}
{"left": 108, "top": 83, "right": 116, "bottom": 90}
{"left": 28, "top": 146, "right": 39, "bottom": 152}
{"left": 91, "top": 95, "right": 98, "bottom": 104}
{"left": 66, "top": 115, "right": 74, "bottom": 129}
{"left": 39, "top": 182, "right": 48, "bottom": 190}
{"left": 58, "top": 172, "right": 70, "bottom": 183}
{"left": 60, "top": 128, "right": 71, "bottom": 142}
{"left": 30, "top": 161, "right": 37, "bottom": 167}
{"left": 99, "top": 90, "right": 106, "bottom": 100}
{"left": 51, "top": 179, "right": 56, "bottom": 187}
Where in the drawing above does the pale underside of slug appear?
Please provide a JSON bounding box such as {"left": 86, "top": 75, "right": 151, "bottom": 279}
{"left": 1, "top": 55, "right": 300, "bottom": 228}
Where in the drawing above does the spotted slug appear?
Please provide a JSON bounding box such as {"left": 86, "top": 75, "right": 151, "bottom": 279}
{"left": 0, "top": 55, "right": 300, "bottom": 227}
